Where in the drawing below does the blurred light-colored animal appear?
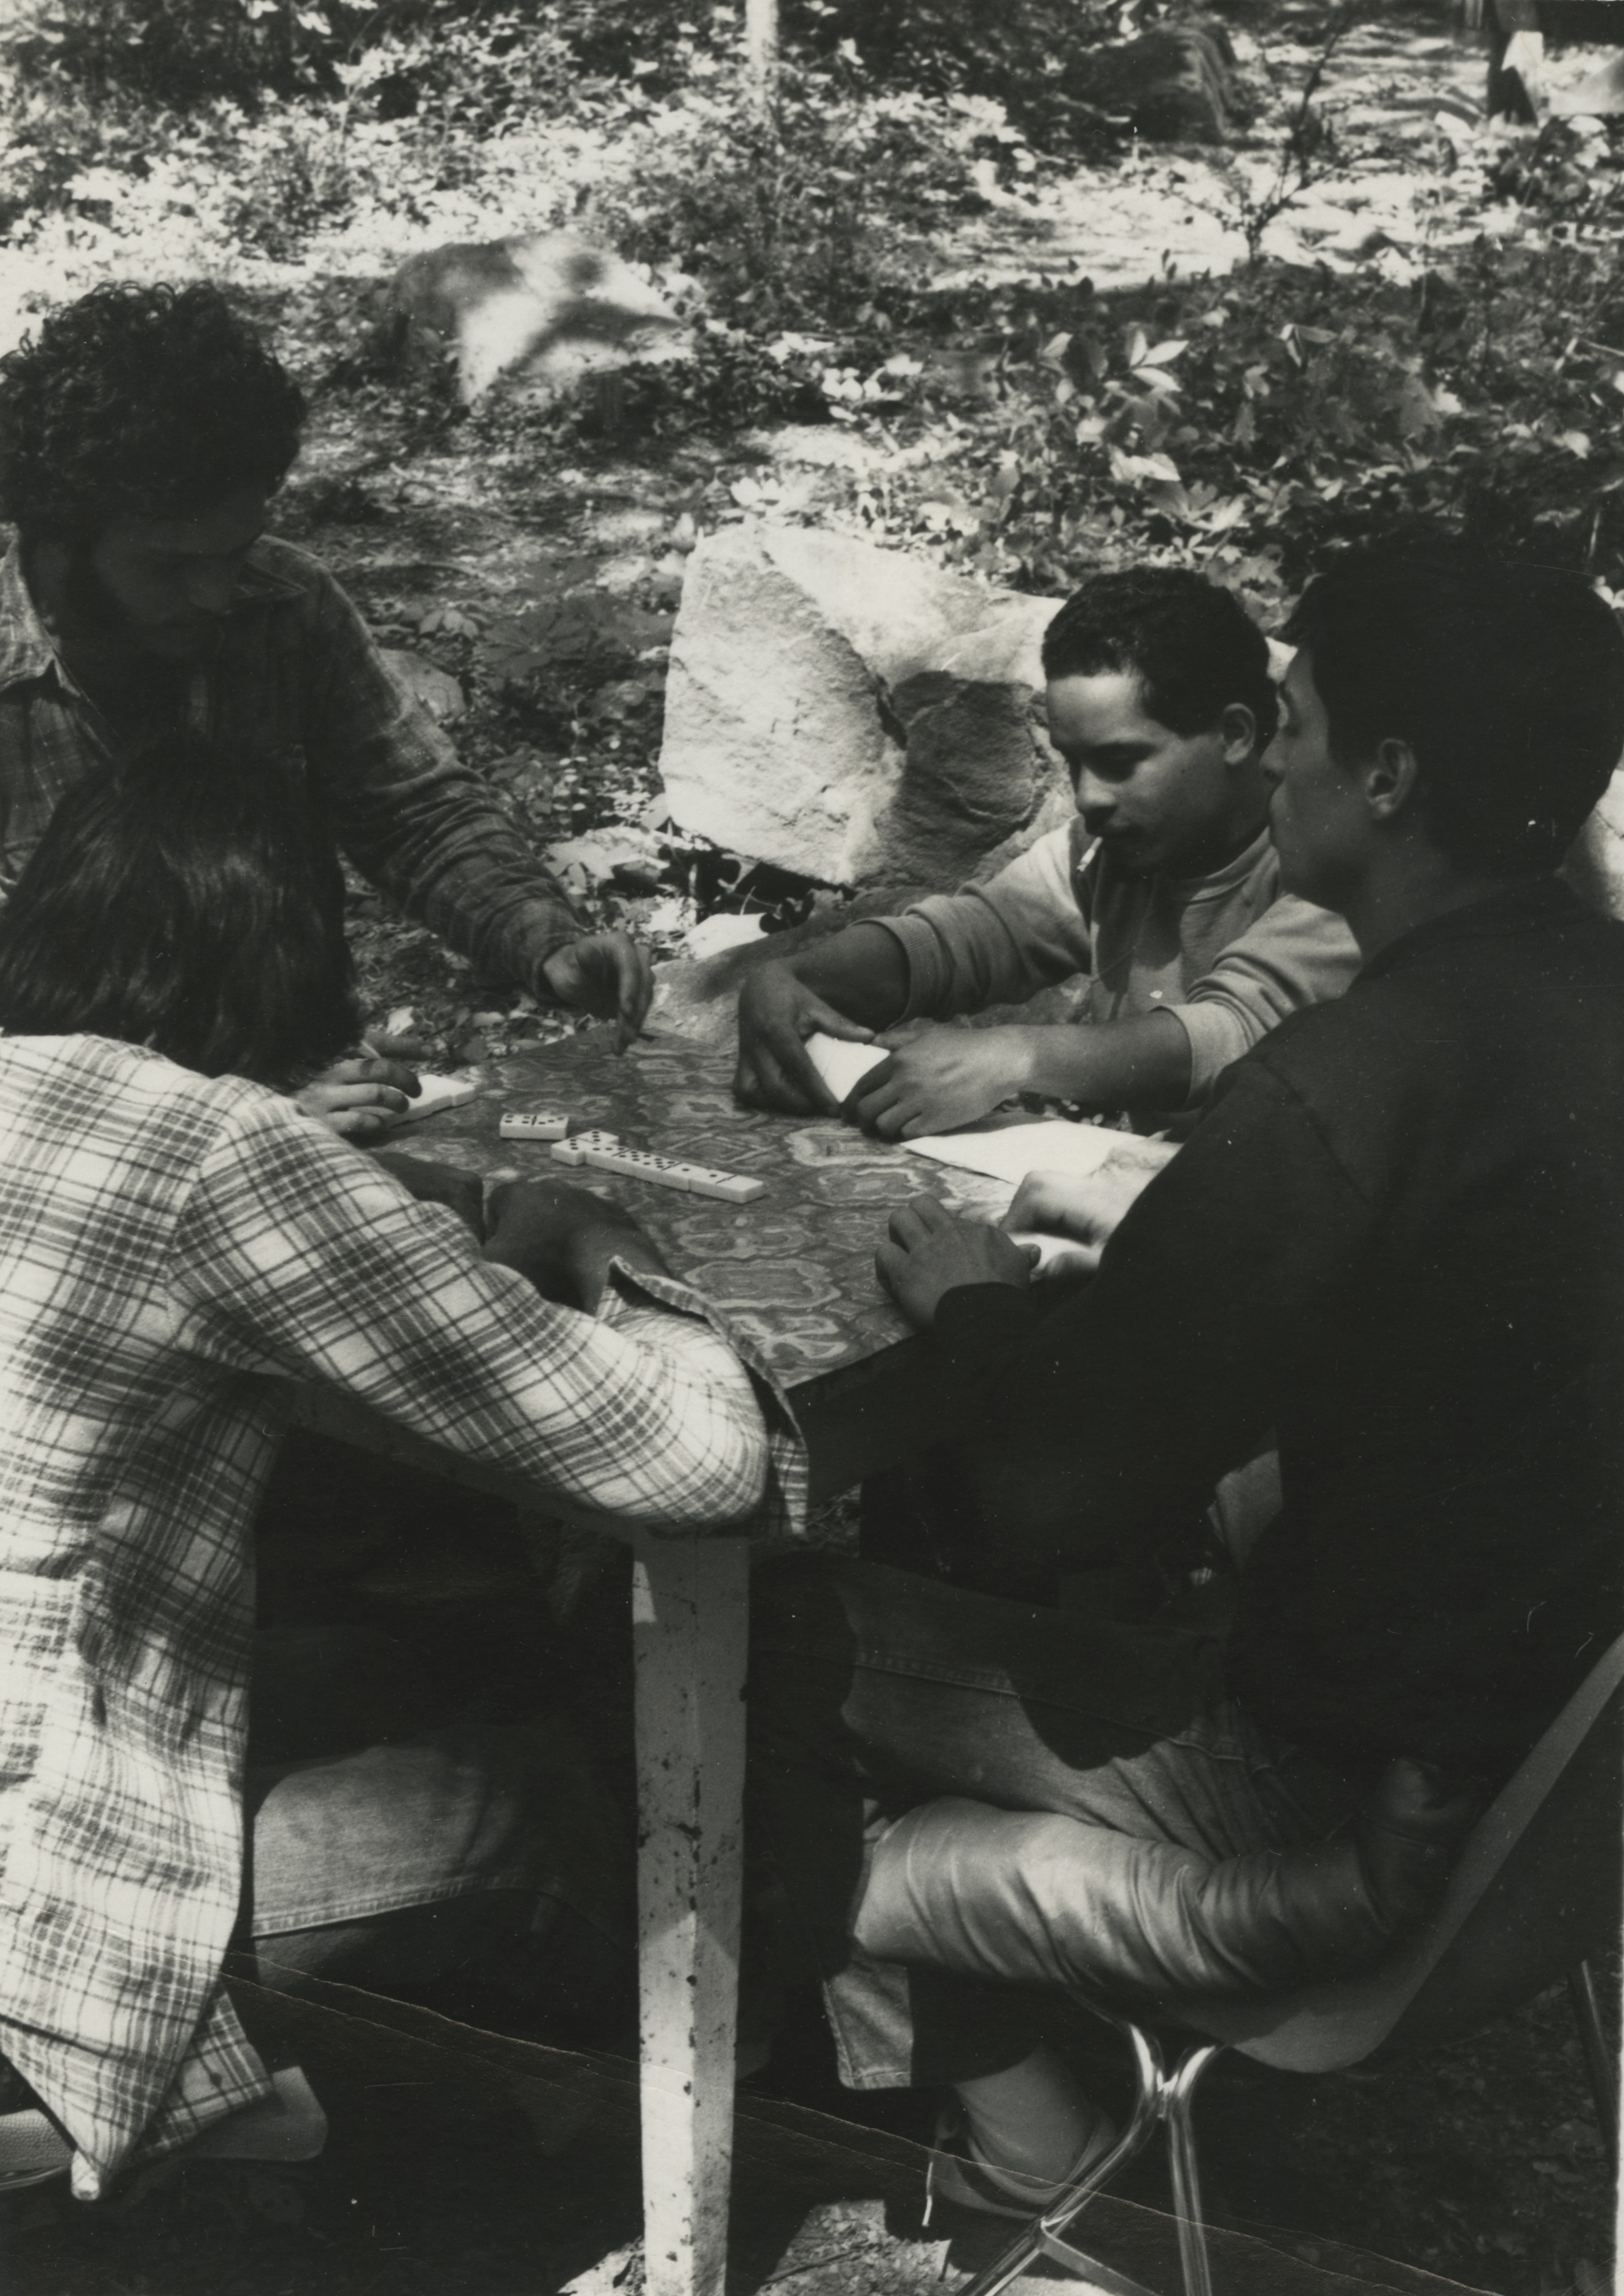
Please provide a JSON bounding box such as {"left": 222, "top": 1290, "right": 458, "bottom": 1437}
{"left": 386, "top": 230, "right": 688, "bottom": 404}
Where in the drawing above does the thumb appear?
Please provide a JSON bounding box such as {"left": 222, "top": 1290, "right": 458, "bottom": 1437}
{"left": 806, "top": 998, "right": 874, "bottom": 1045}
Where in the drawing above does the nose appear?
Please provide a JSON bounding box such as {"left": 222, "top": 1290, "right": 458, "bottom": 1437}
{"left": 1259, "top": 735, "right": 1285, "bottom": 793}
{"left": 1073, "top": 769, "right": 1117, "bottom": 832}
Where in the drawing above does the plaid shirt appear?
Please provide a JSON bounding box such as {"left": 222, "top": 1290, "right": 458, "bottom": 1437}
{"left": 0, "top": 1032, "right": 787, "bottom": 2200}
{"left": 0, "top": 537, "right": 583, "bottom": 989}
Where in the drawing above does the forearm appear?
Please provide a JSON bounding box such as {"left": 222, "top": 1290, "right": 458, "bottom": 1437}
{"left": 483, "top": 1220, "right": 671, "bottom": 1312}
{"left": 1014, "top": 1010, "right": 1194, "bottom": 1112}
{"left": 787, "top": 924, "right": 912, "bottom": 1029}
{"left": 355, "top": 804, "right": 582, "bottom": 994}
{"left": 927, "top": 1067, "right": 1373, "bottom": 1568}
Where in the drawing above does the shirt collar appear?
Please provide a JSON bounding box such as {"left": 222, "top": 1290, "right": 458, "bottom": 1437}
{"left": 0, "top": 540, "right": 58, "bottom": 693}
{"left": 1161, "top": 823, "right": 1273, "bottom": 901}
{"left": 0, "top": 535, "right": 306, "bottom": 697}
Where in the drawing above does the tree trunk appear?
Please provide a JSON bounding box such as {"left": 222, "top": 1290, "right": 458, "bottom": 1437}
{"left": 745, "top": 0, "right": 778, "bottom": 119}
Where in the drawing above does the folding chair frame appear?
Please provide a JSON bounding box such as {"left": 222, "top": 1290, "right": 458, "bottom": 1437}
{"left": 956, "top": 1961, "right": 1616, "bottom": 2296}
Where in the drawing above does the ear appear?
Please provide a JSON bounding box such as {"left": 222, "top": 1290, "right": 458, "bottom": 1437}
{"left": 1218, "top": 701, "right": 1257, "bottom": 765}
{"left": 1365, "top": 737, "right": 1424, "bottom": 825}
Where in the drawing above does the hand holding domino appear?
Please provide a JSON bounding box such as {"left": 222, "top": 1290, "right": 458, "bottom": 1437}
{"left": 384, "top": 1071, "right": 478, "bottom": 1127}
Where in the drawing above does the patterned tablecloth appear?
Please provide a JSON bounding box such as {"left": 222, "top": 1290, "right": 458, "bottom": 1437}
{"left": 383, "top": 1028, "right": 1016, "bottom": 1386}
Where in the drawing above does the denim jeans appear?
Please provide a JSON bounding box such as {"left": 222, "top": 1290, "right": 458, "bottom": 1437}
{"left": 238, "top": 1625, "right": 631, "bottom": 2030}
{"left": 747, "top": 1555, "right": 1379, "bottom": 2093}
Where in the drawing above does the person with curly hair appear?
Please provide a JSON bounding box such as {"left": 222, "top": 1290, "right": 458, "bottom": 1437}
{"left": 0, "top": 281, "right": 653, "bottom": 1135}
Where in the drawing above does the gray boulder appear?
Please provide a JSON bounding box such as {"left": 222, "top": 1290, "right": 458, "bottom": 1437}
{"left": 1066, "top": 21, "right": 1238, "bottom": 143}
{"left": 658, "top": 523, "right": 1071, "bottom": 897}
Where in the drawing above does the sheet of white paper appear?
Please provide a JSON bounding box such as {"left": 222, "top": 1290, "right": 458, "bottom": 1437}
{"left": 804, "top": 1030, "right": 890, "bottom": 1102}
{"left": 906, "top": 1118, "right": 1129, "bottom": 1188}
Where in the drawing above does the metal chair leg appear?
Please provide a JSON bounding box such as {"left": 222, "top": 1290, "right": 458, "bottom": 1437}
{"left": 1164, "top": 2044, "right": 1222, "bottom": 2296}
{"left": 952, "top": 2006, "right": 1229, "bottom": 2296}
{"left": 1567, "top": 1960, "right": 1618, "bottom": 2174}
{"left": 954, "top": 2010, "right": 1167, "bottom": 2296}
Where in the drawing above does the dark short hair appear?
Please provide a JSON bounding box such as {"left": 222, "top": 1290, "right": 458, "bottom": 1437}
{"left": 0, "top": 732, "right": 360, "bottom": 1087}
{"left": 0, "top": 283, "right": 306, "bottom": 545}
{"left": 1283, "top": 536, "right": 1624, "bottom": 877}
{"left": 1041, "top": 567, "right": 1278, "bottom": 745}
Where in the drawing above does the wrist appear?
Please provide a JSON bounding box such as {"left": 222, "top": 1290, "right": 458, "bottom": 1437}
{"left": 1013, "top": 1027, "right": 1071, "bottom": 1100}
{"left": 534, "top": 940, "right": 581, "bottom": 1003}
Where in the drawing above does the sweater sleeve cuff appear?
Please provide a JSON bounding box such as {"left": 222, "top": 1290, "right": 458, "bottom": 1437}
{"left": 1167, "top": 997, "right": 1256, "bottom": 1105}
{"left": 871, "top": 914, "right": 946, "bottom": 1022}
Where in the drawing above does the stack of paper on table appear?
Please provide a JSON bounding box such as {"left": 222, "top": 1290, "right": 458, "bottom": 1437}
{"left": 906, "top": 1116, "right": 1174, "bottom": 1189}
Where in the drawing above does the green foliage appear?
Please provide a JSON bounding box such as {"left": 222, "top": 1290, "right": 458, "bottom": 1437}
{"left": 892, "top": 243, "right": 1624, "bottom": 616}
{"left": 585, "top": 17, "right": 979, "bottom": 330}
{"left": 0, "top": 0, "right": 363, "bottom": 104}
{"left": 800, "top": 0, "right": 1138, "bottom": 148}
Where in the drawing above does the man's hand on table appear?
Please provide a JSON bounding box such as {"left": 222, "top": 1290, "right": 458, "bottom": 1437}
{"left": 293, "top": 1033, "right": 426, "bottom": 1140}
{"left": 1001, "top": 1162, "right": 1160, "bottom": 1275}
{"left": 876, "top": 1193, "right": 1037, "bottom": 1330}
{"left": 540, "top": 931, "right": 655, "bottom": 1054}
{"left": 734, "top": 960, "right": 877, "bottom": 1116}
{"left": 484, "top": 1177, "right": 670, "bottom": 1312}
{"left": 847, "top": 1024, "right": 1039, "bottom": 1139}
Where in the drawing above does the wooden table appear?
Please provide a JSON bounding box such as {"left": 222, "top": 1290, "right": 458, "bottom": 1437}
{"left": 293, "top": 1029, "right": 1013, "bottom": 2296}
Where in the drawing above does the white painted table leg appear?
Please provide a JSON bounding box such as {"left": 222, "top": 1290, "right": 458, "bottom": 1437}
{"left": 632, "top": 1534, "right": 750, "bottom": 2296}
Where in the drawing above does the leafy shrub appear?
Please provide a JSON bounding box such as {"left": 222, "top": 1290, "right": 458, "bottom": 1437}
{"left": 0, "top": 0, "right": 364, "bottom": 104}
{"left": 911, "top": 246, "right": 1624, "bottom": 613}
{"left": 586, "top": 17, "right": 980, "bottom": 329}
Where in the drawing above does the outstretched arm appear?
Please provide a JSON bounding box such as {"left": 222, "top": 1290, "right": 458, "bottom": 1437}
{"left": 297, "top": 558, "right": 652, "bottom": 1043}
{"left": 875, "top": 1060, "right": 1376, "bottom": 1573}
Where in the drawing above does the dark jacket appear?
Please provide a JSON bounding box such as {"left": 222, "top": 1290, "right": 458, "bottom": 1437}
{"left": 936, "top": 881, "right": 1624, "bottom": 1772}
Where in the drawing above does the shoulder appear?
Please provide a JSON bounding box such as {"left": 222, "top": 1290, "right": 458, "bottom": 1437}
{"left": 0, "top": 1033, "right": 296, "bottom": 1197}
{"left": 239, "top": 538, "right": 362, "bottom": 628}
{"left": 1238, "top": 887, "right": 1624, "bottom": 1151}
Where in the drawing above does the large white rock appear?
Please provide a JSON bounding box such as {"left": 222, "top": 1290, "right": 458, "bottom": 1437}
{"left": 658, "top": 523, "right": 1070, "bottom": 893}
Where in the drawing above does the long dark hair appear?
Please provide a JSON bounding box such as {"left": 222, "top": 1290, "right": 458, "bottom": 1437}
{"left": 0, "top": 731, "right": 360, "bottom": 1086}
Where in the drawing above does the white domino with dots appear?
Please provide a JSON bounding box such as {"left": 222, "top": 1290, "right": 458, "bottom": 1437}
{"left": 550, "top": 1131, "right": 621, "bottom": 1169}
{"left": 498, "top": 1110, "right": 574, "bottom": 1142}
{"left": 550, "top": 1130, "right": 764, "bottom": 1202}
